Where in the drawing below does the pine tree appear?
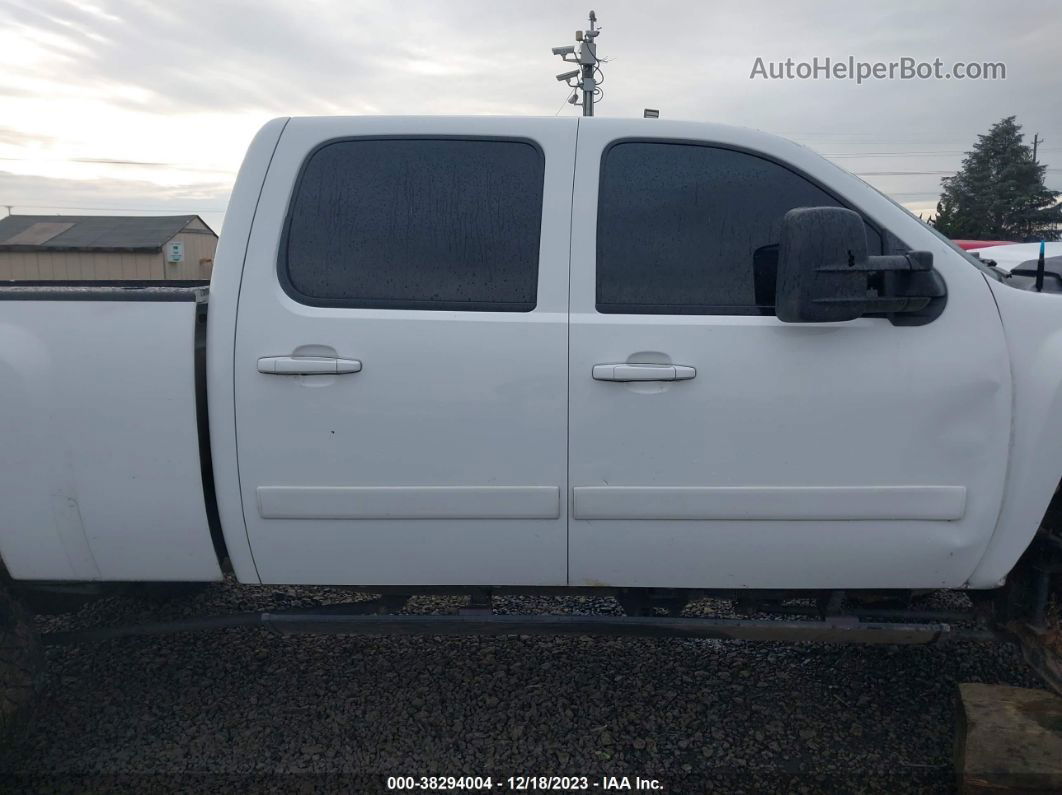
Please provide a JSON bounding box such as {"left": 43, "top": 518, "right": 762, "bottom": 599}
{"left": 931, "top": 116, "right": 1061, "bottom": 241}
{"left": 933, "top": 200, "right": 956, "bottom": 234}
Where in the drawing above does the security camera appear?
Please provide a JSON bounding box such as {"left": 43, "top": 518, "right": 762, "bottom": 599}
{"left": 552, "top": 45, "right": 576, "bottom": 56}
{"left": 556, "top": 69, "right": 580, "bottom": 82}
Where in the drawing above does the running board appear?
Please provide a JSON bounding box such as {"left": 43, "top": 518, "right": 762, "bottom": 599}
{"left": 41, "top": 608, "right": 999, "bottom": 646}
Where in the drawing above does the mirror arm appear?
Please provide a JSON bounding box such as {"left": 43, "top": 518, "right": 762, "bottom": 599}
{"left": 812, "top": 250, "right": 947, "bottom": 326}
{"left": 813, "top": 251, "right": 933, "bottom": 275}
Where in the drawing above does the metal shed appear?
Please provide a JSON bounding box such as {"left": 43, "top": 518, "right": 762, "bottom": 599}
{"left": 0, "top": 214, "right": 217, "bottom": 281}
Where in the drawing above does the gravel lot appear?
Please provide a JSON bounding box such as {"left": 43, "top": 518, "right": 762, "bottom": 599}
{"left": 0, "top": 582, "right": 1045, "bottom": 793}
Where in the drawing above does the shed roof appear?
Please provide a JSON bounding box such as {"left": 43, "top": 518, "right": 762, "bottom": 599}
{"left": 0, "top": 215, "right": 213, "bottom": 252}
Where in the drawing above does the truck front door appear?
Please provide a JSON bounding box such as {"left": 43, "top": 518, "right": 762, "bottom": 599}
{"left": 234, "top": 117, "right": 575, "bottom": 585}
{"left": 566, "top": 121, "right": 1011, "bottom": 590}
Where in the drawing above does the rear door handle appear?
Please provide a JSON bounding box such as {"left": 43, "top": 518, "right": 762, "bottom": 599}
{"left": 592, "top": 363, "right": 696, "bottom": 382}
{"left": 257, "top": 356, "right": 362, "bottom": 375}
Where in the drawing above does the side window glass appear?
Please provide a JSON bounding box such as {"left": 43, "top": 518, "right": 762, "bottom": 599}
{"left": 596, "top": 142, "right": 883, "bottom": 314}
{"left": 281, "top": 138, "right": 545, "bottom": 312}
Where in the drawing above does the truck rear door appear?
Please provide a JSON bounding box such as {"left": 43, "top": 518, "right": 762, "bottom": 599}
{"left": 566, "top": 120, "right": 1011, "bottom": 590}
{"left": 234, "top": 117, "right": 575, "bottom": 585}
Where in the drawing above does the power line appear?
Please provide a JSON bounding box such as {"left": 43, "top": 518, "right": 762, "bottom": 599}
{"left": 851, "top": 168, "right": 1062, "bottom": 176}
{"left": 824, "top": 151, "right": 967, "bottom": 158}
{"left": 824, "top": 149, "right": 1062, "bottom": 158}
{"left": 853, "top": 170, "right": 955, "bottom": 176}
{"left": 554, "top": 87, "right": 577, "bottom": 116}
{"left": 782, "top": 131, "right": 1062, "bottom": 142}
{"left": 3, "top": 204, "right": 227, "bottom": 213}
{"left": 0, "top": 156, "right": 235, "bottom": 174}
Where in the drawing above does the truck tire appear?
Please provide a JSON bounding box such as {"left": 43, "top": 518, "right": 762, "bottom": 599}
{"left": 0, "top": 585, "right": 41, "bottom": 736}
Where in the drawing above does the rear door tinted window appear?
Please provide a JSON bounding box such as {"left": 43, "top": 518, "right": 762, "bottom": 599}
{"left": 281, "top": 138, "right": 545, "bottom": 311}
{"left": 596, "top": 141, "right": 882, "bottom": 314}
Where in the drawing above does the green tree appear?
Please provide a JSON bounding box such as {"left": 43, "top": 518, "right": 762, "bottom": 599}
{"left": 931, "top": 116, "right": 1061, "bottom": 241}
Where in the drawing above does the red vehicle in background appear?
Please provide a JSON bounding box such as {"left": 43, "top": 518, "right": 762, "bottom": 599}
{"left": 952, "top": 239, "right": 1017, "bottom": 250}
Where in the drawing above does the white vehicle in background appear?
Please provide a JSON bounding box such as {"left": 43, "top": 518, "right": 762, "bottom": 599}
{"left": 2, "top": 116, "right": 1061, "bottom": 730}
{"left": 969, "top": 241, "right": 1062, "bottom": 271}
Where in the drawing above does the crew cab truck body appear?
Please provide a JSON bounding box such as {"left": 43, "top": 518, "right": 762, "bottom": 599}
{"left": 1, "top": 118, "right": 1061, "bottom": 673}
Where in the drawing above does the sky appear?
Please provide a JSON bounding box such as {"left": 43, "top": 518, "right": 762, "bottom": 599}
{"left": 0, "top": 0, "right": 1060, "bottom": 232}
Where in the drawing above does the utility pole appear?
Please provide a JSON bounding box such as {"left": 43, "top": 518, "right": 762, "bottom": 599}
{"left": 1033, "top": 133, "right": 1042, "bottom": 164}
{"left": 551, "top": 10, "right": 603, "bottom": 117}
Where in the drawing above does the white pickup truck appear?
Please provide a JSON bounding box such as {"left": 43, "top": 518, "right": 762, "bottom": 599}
{"left": 3, "top": 116, "right": 1061, "bottom": 724}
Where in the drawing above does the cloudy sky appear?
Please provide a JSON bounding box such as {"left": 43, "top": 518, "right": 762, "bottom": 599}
{"left": 1, "top": 0, "right": 1059, "bottom": 232}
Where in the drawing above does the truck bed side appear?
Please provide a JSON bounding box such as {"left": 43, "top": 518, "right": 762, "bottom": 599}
{"left": 0, "top": 284, "right": 222, "bottom": 581}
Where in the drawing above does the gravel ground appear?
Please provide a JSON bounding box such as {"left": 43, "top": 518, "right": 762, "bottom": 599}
{"left": 0, "top": 582, "right": 1046, "bottom": 794}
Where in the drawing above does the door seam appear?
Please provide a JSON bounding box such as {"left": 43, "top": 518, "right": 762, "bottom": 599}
{"left": 231, "top": 118, "right": 290, "bottom": 584}
{"left": 565, "top": 117, "right": 581, "bottom": 585}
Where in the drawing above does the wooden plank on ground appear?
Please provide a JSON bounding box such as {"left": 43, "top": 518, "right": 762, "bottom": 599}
{"left": 956, "top": 682, "right": 1062, "bottom": 793}
{"left": 1008, "top": 620, "right": 1062, "bottom": 696}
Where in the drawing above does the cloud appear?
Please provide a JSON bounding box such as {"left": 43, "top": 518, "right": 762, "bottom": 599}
{"left": 0, "top": 169, "right": 230, "bottom": 230}
{"left": 0, "top": 127, "right": 58, "bottom": 147}
{"left": 0, "top": 0, "right": 1059, "bottom": 226}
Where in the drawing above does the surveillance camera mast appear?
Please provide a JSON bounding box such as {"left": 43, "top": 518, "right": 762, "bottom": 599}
{"left": 552, "top": 10, "right": 603, "bottom": 116}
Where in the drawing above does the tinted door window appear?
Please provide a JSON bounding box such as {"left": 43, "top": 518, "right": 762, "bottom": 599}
{"left": 597, "top": 141, "right": 882, "bottom": 314}
{"left": 281, "top": 138, "right": 545, "bottom": 311}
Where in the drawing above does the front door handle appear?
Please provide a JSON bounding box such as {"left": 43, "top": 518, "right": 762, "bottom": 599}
{"left": 257, "top": 356, "right": 362, "bottom": 375}
{"left": 592, "top": 363, "right": 696, "bottom": 382}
